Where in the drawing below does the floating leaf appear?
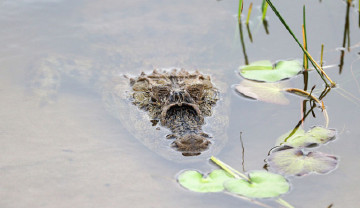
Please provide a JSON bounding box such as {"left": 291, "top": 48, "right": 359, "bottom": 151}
{"left": 224, "top": 171, "right": 290, "bottom": 198}
{"left": 235, "top": 80, "right": 289, "bottom": 105}
{"left": 177, "top": 169, "right": 234, "bottom": 193}
{"left": 276, "top": 126, "right": 336, "bottom": 147}
{"left": 266, "top": 147, "right": 338, "bottom": 176}
{"left": 239, "top": 60, "right": 302, "bottom": 82}
{"left": 276, "top": 128, "right": 305, "bottom": 146}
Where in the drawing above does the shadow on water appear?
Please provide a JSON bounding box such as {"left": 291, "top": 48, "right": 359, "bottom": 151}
{"left": 339, "top": 0, "right": 351, "bottom": 73}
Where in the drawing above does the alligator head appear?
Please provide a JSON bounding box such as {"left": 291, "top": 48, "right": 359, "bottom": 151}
{"left": 129, "top": 68, "right": 219, "bottom": 156}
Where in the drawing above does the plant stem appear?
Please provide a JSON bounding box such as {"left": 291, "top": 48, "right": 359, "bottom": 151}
{"left": 246, "top": 3, "right": 253, "bottom": 25}
{"left": 286, "top": 88, "right": 329, "bottom": 127}
{"left": 320, "top": 44, "right": 324, "bottom": 67}
{"left": 286, "top": 88, "right": 321, "bottom": 104}
{"left": 276, "top": 198, "right": 295, "bottom": 208}
{"left": 238, "top": 0, "right": 243, "bottom": 23}
{"left": 302, "top": 25, "right": 308, "bottom": 70}
{"left": 239, "top": 22, "right": 249, "bottom": 64}
{"left": 302, "top": 5, "right": 308, "bottom": 70}
{"left": 262, "top": 1, "right": 268, "bottom": 21}
{"left": 264, "top": 0, "right": 336, "bottom": 87}
{"left": 306, "top": 49, "right": 335, "bottom": 87}
{"left": 211, "top": 156, "right": 238, "bottom": 178}
{"left": 210, "top": 156, "right": 250, "bottom": 181}
{"left": 234, "top": 195, "right": 273, "bottom": 208}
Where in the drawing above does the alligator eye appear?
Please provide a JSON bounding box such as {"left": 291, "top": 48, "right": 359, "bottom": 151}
{"left": 152, "top": 85, "right": 170, "bottom": 101}
{"left": 132, "top": 80, "right": 149, "bottom": 91}
{"left": 186, "top": 84, "right": 204, "bottom": 100}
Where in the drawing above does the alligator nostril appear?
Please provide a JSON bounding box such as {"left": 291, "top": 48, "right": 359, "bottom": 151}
{"left": 180, "top": 139, "right": 191, "bottom": 145}
{"left": 173, "top": 134, "right": 211, "bottom": 151}
{"left": 182, "top": 152, "right": 201, "bottom": 156}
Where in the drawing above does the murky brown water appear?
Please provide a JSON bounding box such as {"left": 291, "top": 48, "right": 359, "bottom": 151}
{"left": 1, "top": 0, "right": 360, "bottom": 207}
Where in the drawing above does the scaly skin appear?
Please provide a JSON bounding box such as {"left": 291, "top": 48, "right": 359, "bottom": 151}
{"left": 128, "top": 69, "right": 219, "bottom": 156}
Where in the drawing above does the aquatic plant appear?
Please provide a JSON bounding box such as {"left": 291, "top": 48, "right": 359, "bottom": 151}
{"left": 177, "top": 156, "right": 294, "bottom": 208}
{"left": 177, "top": 169, "right": 234, "bottom": 193}
{"left": 238, "top": 0, "right": 243, "bottom": 23}
{"left": 275, "top": 126, "right": 336, "bottom": 147}
{"left": 177, "top": 0, "right": 356, "bottom": 207}
{"left": 224, "top": 171, "right": 289, "bottom": 198}
{"left": 246, "top": 2, "right": 252, "bottom": 25}
{"left": 264, "top": 0, "right": 336, "bottom": 87}
{"left": 266, "top": 126, "right": 338, "bottom": 177}
{"left": 238, "top": 60, "right": 302, "bottom": 82}
{"left": 235, "top": 80, "right": 289, "bottom": 105}
{"left": 302, "top": 5, "right": 308, "bottom": 70}
{"left": 261, "top": 0, "right": 268, "bottom": 21}
{"left": 267, "top": 146, "right": 338, "bottom": 177}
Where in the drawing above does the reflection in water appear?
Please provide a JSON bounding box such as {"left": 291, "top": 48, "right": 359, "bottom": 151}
{"left": 238, "top": 22, "right": 249, "bottom": 65}
{"left": 339, "top": 0, "right": 351, "bottom": 74}
{"left": 302, "top": 71, "right": 309, "bottom": 92}
{"left": 261, "top": 1, "right": 269, "bottom": 34}
{"left": 262, "top": 19, "right": 269, "bottom": 35}
{"left": 239, "top": 132, "right": 246, "bottom": 172}
{"left": 245, "top": 3, "right": 253, "bottom": 43}
{"left": 246, "top": 24, "right": 253, "bottom": 43}
{"left": 302, "top": 69, "right": 309, "bottom": 125}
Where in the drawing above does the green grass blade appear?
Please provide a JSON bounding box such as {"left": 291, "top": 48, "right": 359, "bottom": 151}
{"left": 264, "top": 0, "right": 333, "bottom": 87}
{"left": 246, "top": 3, "right": 253, "bottom": 25}
{"left": 262, "top": 1, "right": 268, "bottom": 21}
{"left": 320, "top": 44, "right": 324, "bottom": 67}
{"left": 261, "top": 0, "right": 266, "bottom": 13}
{"left": 238, "top": 0, "right": 243, "bottom": 23}
{"left": 210, "top": 156, "right": 250, "bottom": 181}
{"left": 303, "top": 5, "right": 308, "bottom": 70}
{"left": 276, "top": 198, "right": 295, "bottom": 208}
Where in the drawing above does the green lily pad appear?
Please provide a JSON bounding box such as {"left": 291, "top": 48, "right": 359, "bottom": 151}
{"left": 276, "top": 126, "right": 336, "bottom": 148}
{"left": 177, "top": 169, "right": 234, "bottom": 193}
{"left": 239, "top": 60, "right": 302, "bottom": 82}
{"left": 224, "top": 171, "right": 290, "bottom": 198}
{"left": 266, "top": 146, "right": 339, "bottom": 176}
{"left": 235, "top": 80, "right": 289, "bottom": 105}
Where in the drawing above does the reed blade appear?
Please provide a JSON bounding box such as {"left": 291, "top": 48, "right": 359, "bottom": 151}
{"left": 264, "top": 0, "right": 335, "bottom": 87}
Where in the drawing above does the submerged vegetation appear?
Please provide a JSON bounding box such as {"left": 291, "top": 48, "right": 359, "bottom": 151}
{"left": 267, "top": 126, "right": 338, "bottom": 176}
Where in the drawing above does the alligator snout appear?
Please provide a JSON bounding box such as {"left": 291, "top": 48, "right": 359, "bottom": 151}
{"left": 172, "top": 134, "right": 211, "bottom": 156}
{"left": 160, "top": 102, "right": 203, "bottom": 125}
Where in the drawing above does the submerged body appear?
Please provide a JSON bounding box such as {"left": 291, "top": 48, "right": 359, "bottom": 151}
{"left": 32, "top": 57, "right": 229, "bottom": 161}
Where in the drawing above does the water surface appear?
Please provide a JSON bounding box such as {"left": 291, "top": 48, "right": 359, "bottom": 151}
{"left": 1, "top": 0, "right": 360, "bottom": 207}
